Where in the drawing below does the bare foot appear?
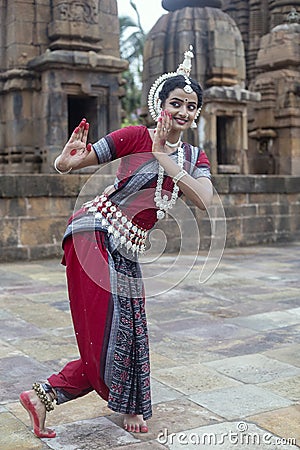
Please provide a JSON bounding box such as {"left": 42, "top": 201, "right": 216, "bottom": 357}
{"left": 123, "top": 414, "right": 148, "bottom": 433}
{"left": 19, "top": 390, "right": 56, "bottom": 438}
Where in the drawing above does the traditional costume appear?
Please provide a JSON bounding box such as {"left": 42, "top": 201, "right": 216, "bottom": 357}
{"left": 23, "top": 46, "right": 211, "bottom": 427}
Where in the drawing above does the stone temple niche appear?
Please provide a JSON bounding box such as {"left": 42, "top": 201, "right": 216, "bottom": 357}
{"left": 142, "top": 0, "right": 260, "bottom": 175}
{"left": 0, "top": 0, "right": 127, "bottom": 173}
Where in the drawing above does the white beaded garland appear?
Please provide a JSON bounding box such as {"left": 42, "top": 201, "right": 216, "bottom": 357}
{"left": 154, "top": 145, "right": 184, "bottom": 220}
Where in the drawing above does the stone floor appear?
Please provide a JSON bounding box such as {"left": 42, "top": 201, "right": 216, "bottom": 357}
{"left": 0, "top": 242, "right": 299, "bottom": 449}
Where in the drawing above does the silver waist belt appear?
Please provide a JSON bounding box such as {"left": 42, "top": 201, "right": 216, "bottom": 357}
{"left": 83, "top": 194, "right": 148, "bottom": 255}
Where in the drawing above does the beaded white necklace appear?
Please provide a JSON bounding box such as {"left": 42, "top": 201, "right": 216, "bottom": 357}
{"left": 154, "top": 145, "right": 184, "bottom": 220}
{"left": 166, "top": 132, "right": 183, "bottom": 148}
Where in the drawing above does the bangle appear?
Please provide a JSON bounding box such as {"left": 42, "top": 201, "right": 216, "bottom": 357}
{"left": 54, "top": 156, "right": 72, "bottom": 174}
{"left": 173, "top": 169, "right": 188, "bottom": 185}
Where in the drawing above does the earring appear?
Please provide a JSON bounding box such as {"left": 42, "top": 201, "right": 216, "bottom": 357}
{"left": 190, "top": 106, "right": 202, "bottom": 128}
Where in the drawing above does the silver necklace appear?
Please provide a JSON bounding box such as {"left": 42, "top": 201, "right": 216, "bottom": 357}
{"left": 154, "top": 145, "right": 184, "bottom": 220}
{"left": 166, "top": 134, "right": 182, "bottom": 148}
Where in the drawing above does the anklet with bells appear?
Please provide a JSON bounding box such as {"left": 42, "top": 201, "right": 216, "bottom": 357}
{"left": 32, "top": 383, "right": 55, "bottom": 412}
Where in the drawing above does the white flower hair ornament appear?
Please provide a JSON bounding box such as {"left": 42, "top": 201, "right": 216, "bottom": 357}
{"left": 147, "top": 45, "right": 202, "bottom": 127}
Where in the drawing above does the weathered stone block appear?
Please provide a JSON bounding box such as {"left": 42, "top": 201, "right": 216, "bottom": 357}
{"left": 5, "top": 119, "right": 35, "bottom": 147}
{"left": 242, "top": 216, "right": 275, "bottom": 234}
{"left": 14, "top": 176, "right": 49, "bottom": 197}
{"left": 284, "top": 177, "right": 300, "bottom": 193}
{"left": 274, "top": 215, "right": 292, "bottom": 233}
{"left": 287, "top": 193, "right": 300, "bottom": 205}
{"left": 26, "top": 197, "right": 74, "bottom": 219}
{"left": 210, "top": 48, "right": 237, "bottom": 70}
{"left": 212, "top": 175, "right": 230, "bottom": 194}
{"left": 290, "top": 213, "right": 300, "bottom": 233}
{"left": 224, "top": 217, "right": 242, "bottom": 244}
{"left": 257, "top": 203, "right": 289, "bottom": 216}
{"left": 100, "top": 14, "right": 119, "bottom": 35}
{"left": 0, "top": 176, "right": 19, "bottom": 198}
{"left": 211, "top": 30, "right": 237, "bottom": 51}
{"left": 0, "top": 199, "right": 7, "bottom": 217}
{"left": 249, "top": 193, "right": 279, "bottom": 204}
{"left": 224, "top": 204, "right": 256, "bottom": 218}
{"left": 0, "top": 245, "right": 28, "bottom": 261}
{"left": 0, "top": 219, "right": 19, "bottom": 247}
{"left": 36, "top": 4, "right": 51, "bottom": 23}
{"left": 48, "top": 21, "right": 101, "bottom": 44}
{"left": 5, "top": 43, "right": 38, "bottom": 68}
{"left": 227, "top": 193, "right": 249, "bottom": 206}
{"left": 289, "top": 202, "right": 300, "bottom": 215}
{"left": 6, "top": 21, "right": 34, "bottom": 47}
{"left": 254, "top": 176, "right": 287, "bottom": 193}
{"left": 6, "top": 198, "right": 27, "bottom": 217}
{"left": 30, "top": 244, "right": 63, "bottom": 260}
{"left": 229, "top": 176, "right": 256, "bottom": 193}
{"left": 231, "top": 194, "right": 251, "bottom": 206}
{"left": 49, "top": 175, "right": 84, "bottom": 197}
{"left": 197, "top": 216, "right": 212, "bottom": 239}
{"left": 19, "top": 218, "right": 66, "bottom": 246}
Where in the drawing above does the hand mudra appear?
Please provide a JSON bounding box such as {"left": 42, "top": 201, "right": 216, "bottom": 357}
{"left": 152, "top": 110, "right": 173, "bottom": 154}
{"left": 56, "top": 118, "right": 92, "bottom": 172}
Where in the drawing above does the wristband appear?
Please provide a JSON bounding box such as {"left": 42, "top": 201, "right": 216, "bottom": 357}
{"left": 173, "top": 169, "right": 188, "bottom": 185}
{"left": 54, "top": 156, "right": 72, "bottom": 174}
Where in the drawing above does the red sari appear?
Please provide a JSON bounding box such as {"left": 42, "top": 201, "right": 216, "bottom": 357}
{"left": 47, "top": 126, "right": 211, "bottom": 420}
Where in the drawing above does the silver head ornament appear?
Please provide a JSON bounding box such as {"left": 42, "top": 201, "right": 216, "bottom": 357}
{"left": 148, "top": 46, "right": 197, "bottom": 121}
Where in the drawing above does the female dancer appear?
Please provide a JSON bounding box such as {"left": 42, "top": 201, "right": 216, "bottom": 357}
{"left": 19, "top": 48, "right": 213, "bottom": 438}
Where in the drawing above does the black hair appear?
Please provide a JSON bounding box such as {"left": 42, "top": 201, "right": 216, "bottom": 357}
{"left": 159, "top": 75, "right": 203, "bottom": 108}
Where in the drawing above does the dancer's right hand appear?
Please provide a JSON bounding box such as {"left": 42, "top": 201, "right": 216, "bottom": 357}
{"left": 55, "top": 118, "right": 93, "bottom": 172}
{"left": 152, "top": 110, "right": 173, "bottom": 156}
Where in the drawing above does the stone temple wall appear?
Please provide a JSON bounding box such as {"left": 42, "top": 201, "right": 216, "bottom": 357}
{"left": 0, "top": 175, "right": 299, "bottom": 261}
